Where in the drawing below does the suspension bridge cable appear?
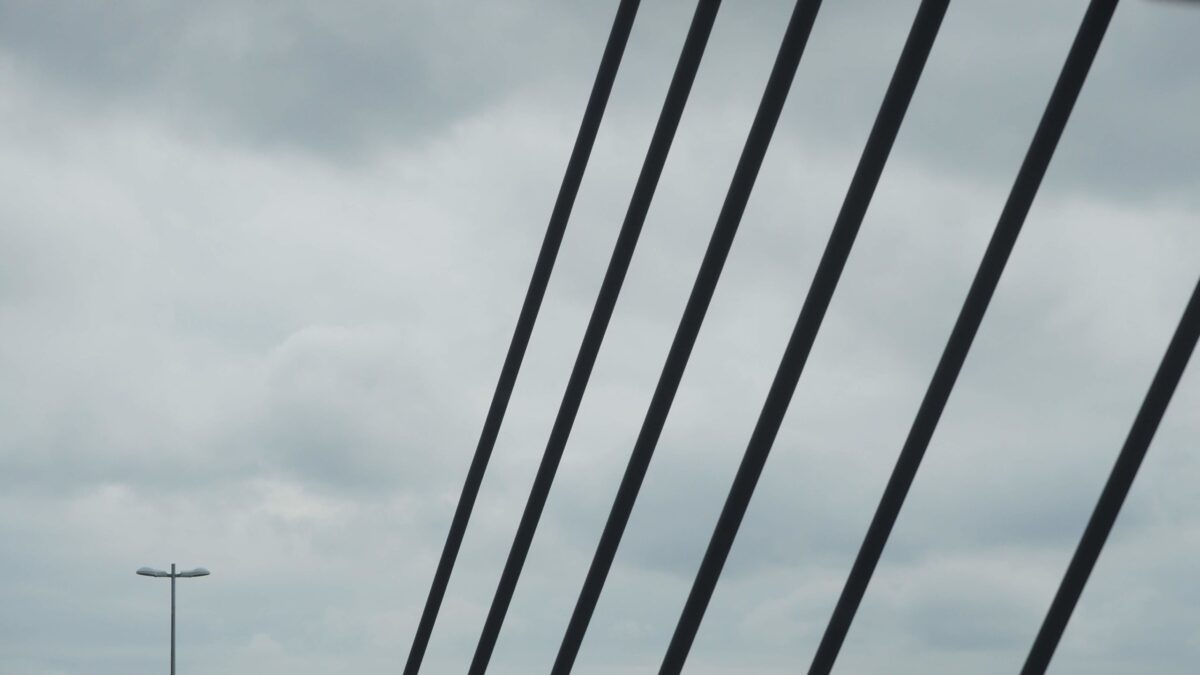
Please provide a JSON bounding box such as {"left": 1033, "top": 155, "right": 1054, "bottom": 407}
{"left": 1021, "top": 275, "right": 1200, "bottom": 674}
{"left": 465, "top": 2, "right": 724, "bottom": 671}
{"left": 546, "top": 1, "right": 829, "bottom": 671}
{"left": 656, "top": 2, "right": 950, "bottom": 672}
{"left": 402, "top": 2, "right": 640, "bottom": 671}
{"left": 806, "top": 1, "right": 1120, "bottom": 672}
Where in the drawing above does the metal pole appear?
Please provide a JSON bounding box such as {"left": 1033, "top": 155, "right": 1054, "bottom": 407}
{"left": 170, "top": 563, "right": 175, "bottom": 675}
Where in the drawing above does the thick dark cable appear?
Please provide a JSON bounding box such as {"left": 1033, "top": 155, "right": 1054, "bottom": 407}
{"left": 657, "top": 2, "right": 948, "bottom": 672}
{"left": 549, "top": 2, "right": 828, "bottom": 672}
{"left": 402, "top": 2, "right": 640, "bottom": 672}
{"left": 466, "top": 2, "right": 723, "bottom": 672}
{"left": 1021, "top": 276, "right": 1200, "bottom": 674}
{"left": 807, "top": 2, "right": 1119, "bottom": 672}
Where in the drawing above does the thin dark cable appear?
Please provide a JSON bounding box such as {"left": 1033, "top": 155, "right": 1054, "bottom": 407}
{"left": 1021, "top": 276, "right": 1200, "bottom": 674}
{"left": 550, "top": 1, "right": 829, "bottom": 672}
{"left": 807, "top": 1, "right": 1119, "bottom": 672}
{"left": 466, "top": 2, "right": 723, "bottom": 672}
{"left": 402, "top": 2, "right": 640, "bottom": 672}
{"left": 656, "top": 2, "right": 948, "bottom": 672}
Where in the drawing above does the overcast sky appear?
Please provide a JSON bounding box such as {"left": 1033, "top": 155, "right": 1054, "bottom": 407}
{"left": 1, "top": 1, "right": 1197, "bottom": 673}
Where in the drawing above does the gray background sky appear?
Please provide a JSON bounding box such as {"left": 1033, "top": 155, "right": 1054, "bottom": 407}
{"left": 0, "top": 0, "right": 1197, "bottom": 673}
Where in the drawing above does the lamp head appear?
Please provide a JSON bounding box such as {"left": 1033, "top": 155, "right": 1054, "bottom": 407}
{"left": 136, "top": 567, "right": 171, "bottom": 578}
{"left": 176, "top": 568, "right": 211, "bottom": 578}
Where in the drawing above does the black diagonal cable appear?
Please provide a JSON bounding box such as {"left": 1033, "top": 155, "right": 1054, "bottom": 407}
{"left": 551, "top": 2, "right": 829, "bottom": 672}
{"left": 1021, "top": 275, "right": 1200, "bottom": 674}
{"left": 465, "top": 2, "right": 723, "bottom": 672}
{"left": 656, "top": 3, "right": 949, "bottom": 672}
{"left": 403, "top": 2, "right": 639, "bottom": 672}
{"left": 806, "top": 2, "right": 1119, "bottom": 672}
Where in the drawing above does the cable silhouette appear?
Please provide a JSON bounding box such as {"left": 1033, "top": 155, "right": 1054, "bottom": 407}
{"left": 656, "top": 2, "right": 949, "bottom": 672}
{"left": 409, "top": 1, "right": 1188, "bottom": 673}
{"left": 546, "top": 1, "right": 828, "bottom": 671}
{"left": 402, "top": 2, "right": 640, "bottom": 671}
{"left": 806, "top": 1, "right": 1120, "bottom": 672}
{"left": 466, "top": 2, "right": 724, "bottom": 671}
{"left": 1021, "top": 275, "right": 1200, "bottom": 674}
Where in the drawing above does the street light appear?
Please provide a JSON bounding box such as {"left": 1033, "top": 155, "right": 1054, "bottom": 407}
{"left": 137, "top": 564, "right": 210, "bottom": 674}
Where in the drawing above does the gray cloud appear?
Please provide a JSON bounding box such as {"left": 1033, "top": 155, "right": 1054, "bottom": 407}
{"left": 0, "top": 0, "right": 1197, "bottom": 674}
{"left": 0, "top": 0, "right": 613, "bottom": 158}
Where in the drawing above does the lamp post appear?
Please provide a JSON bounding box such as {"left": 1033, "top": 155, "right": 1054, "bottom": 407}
{"left": 137, "top": 564, "right": 210, "bottom": 675}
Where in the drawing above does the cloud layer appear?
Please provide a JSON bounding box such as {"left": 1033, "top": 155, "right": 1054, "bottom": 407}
{"left": 0, "top": 1, "right": 1197, "bottom": 673}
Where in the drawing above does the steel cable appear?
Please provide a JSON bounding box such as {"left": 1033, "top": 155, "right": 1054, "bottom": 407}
{"left": 657, "top": 2, "right": 950, "bottom": 672}
{"left": 467, "top": 2, "right": 724, "bottom": 671}
{"left": 544, "top": 1, "right": 831, "bottom": 671}
{"left": 403, "top": 2, "right": 641, "bottom": 671}
{"left": 807, "top": 1, "right": 1120, "bottom": 672}
{"left": 1021, "top": 275, "right": 1200, "bottom": 674}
